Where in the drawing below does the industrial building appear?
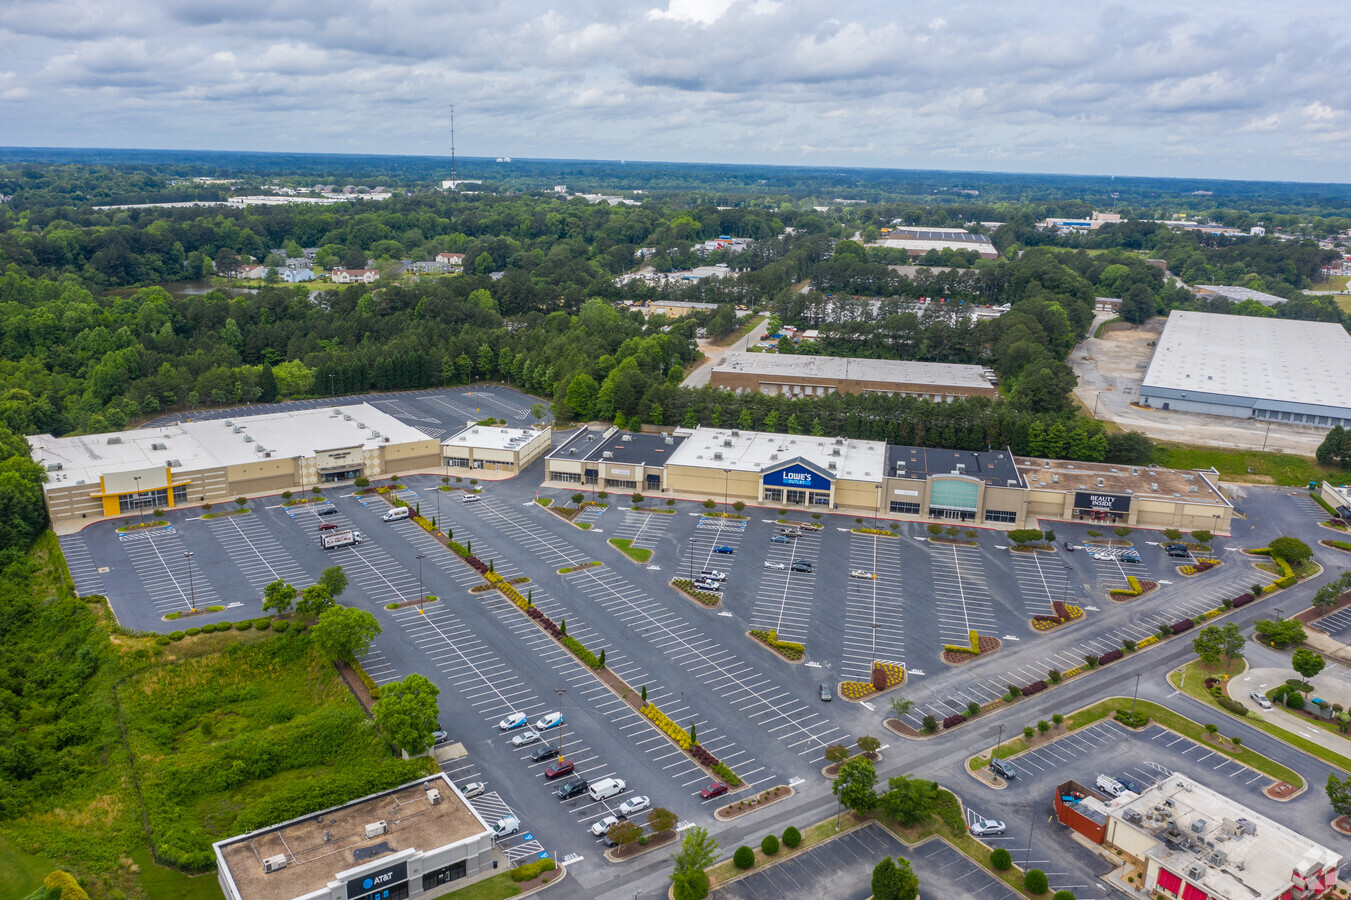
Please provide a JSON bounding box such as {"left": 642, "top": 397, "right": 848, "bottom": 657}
{"left": 1140, "top": 311, "right": 1351, "bottom": 426}
{"left": 1192, "top": 285, "right": 1289, "bottom": 307}
{"left": 440, "top": 423, "right": 550, "bottom": 475}
{"left": 1320, "top": 481, "right": 1351, "bottom": 520}
{"left": 541, "top": 426, "right": 1233, "bottom": 532}
{"left": 1054, "top": 774, "right": 1339, "bottom": 900}
{"left": 30, "top": 404, "right": 443, "bottom": 527}
{"left": 870, "top": 227, "right": 999, "bottom": 260}
{"left": 214, "top": 773, "right": 499, "bottom": 900}
{"left": 709, "top": 352, "right": 996, "bottom": 401}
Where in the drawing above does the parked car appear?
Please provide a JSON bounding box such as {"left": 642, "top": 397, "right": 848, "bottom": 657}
{"left": 498, "top": 712, "right": 528, "bottom": 731}
{"left": 618, "top": 795, "right": 650, "bottom": 816}
{"left": 770, "top": 534, "right": 790, "bottom": 544}
{"left": 534, "top": 711, "right": 564, "bottom": 731}
{"left": 462, "top": 494, "right": 481, "bottom": 503}
{"left": 431, "top": 729, "right": 450, "bottom": 745}
{"left": 699, "top": 781, "right": 729, "bottom": 800}
{"left": 556, "top": 776, "right": 589, "bottom": 799}
{"left": 763, "top": 561, "right": 786, "bottom": 569}
{"left": 1250, "top": 691, "right": 1273, "bottom": 710}
{"left": 791, "top": 560, "right": 812, "bottom": 572}
{"left": 545, "top": 759, "right": 576, "bottom": 779}
{"left": 693, "top": 578, "right": 723, "bottom": 591}
{"left": 777, "top": 528, "right": 801, "bottom": 537}
{"left": 460, "top": 781, "right": 486, "bottom": 799}
{"left": 1121, "top": 550, "right": 1142, "bottom": 563}
{"left": 698, "top": 570, "right": 727, "bottom": 581}
{"left": 819, "top": 683, "right": 833, "bottom": 702}
{"left": 510, "top": 729, "right": 540, "bottom": 748}
{"left": 1063, "top": 540, "right": 1075, "bottom": 551}
{"left": 491, "top": 815, "right": 519, "bottom": 838}
{"left": 849, "top": 569, "right": 874, "bottom": 579}
{"left": 318, "top": 522, "right": 338, "bottom": 531}
{"left": 989, "top": 757, "right": 1017, "bottom": 780}
{"left": 1163, "top": 543, "right": 1190, "bottom": 558}
{"left": 316, "top": 505, "right": 338, "bottom": 516}
{"left": 1115, "top": 774, "right": 1141, "bottom": 794}
{"left": 713, "top": 545, "right": 735, "bottom": 554}
{"left": 529, "top": 743, "right": 560, "bottom": 762}
{"left": 970, "top": 817, "right": 1006, "bottom": 836}
{"left": 590, "top": 814, "right": 619, "bottom": 837}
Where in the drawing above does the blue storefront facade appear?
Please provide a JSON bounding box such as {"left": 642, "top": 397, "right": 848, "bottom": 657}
{"left": 760, "top": 461, "right": 834, "bottom": 507}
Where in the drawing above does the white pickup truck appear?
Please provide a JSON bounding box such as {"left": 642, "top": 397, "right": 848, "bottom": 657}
{"left": 320, "top": 529, "right": 363, "bottom": 550}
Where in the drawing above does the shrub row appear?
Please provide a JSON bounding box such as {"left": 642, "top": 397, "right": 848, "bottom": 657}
{"left": 1217, "top": 696, "right": 1248, "bottom": 715}
{"left": 671, "top": 578, "right": 721, "bottom": 606}
{"left": 711, "top": 762, "right": 742, "bottom": 787}
{"left": 1328, "top": 540, "right": 1351, "bottom": 551}
{"left": 509, "top": 858, "right": 556, "bottom": 882}
{"left": 1110, "top": 575, "right": 1144, "bottom": 598}
{"left": 465, "top": 555, "right": 490, "bottom": 575}
{"left": 749, "top": 629, "right": 804, "bottom": 661}
{"left": 943, "top": 644, "right": 978, "bottom": 655}
{"left": 689, "top": 743, "right": 719, "bottom": 769}
{"left": 560, "top": 634, "right": 602, "bottom": 669}
{"left": 1096, "top": 649, "right": 1124, "bottom": 666}
{"left": 642, "top": 702, "right": 692, "bottom": 750}
{"left": 1231, "top": 592, "right": 1256, "bottom": 607}
{"left": 1170, "top": 618, "right": 1195, "bottom": 634}
{"left": 1023, "top": 679, "right": 1048, "bottom": 696}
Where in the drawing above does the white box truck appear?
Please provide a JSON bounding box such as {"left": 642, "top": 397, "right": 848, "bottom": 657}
{"left": 320, "top": 529, "right": 362, "bottom": 550}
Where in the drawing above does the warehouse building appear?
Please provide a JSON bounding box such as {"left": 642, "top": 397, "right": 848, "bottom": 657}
{"left": 870, "top": 227, "right": 999, "bottom": 260}
{"left": 1140, "top": 311, "right": 1351, "bottom": 426}
{"left": 710, "top": 352, "right": 996, "bottom": 401}
{"left": 440, "top": 423, "right": 550, "bottom": 475}
{"left": 542, "top": 426, "right": 1233, "bottom": 533}
{"left": 30, "top": 404, "right": 442, "bottom": 527}
{"left": 214, "top": 773, "right": 499, "bottom": 900}
{"left": 1054, "top": 774, "right": 1339, "bottom": 900}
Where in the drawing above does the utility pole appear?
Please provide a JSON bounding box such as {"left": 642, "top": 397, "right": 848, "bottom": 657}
{"left": 991, "top": 724, "right": 1004, "bottom": 779}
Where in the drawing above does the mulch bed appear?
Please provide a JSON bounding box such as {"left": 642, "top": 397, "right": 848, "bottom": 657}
{"left": 514, "top": 869, "right": 562, "bottom": 890}
{"left": 928, "top": 537, "right": 979, "bottom": 546}
{"left": 942, "top": 635, "right": 1002, "bottom": 664}
{"left": 884, "top": 717, "right": 924, "bottom": 738}
{"left": 1333, "top": 815, "right": 1351, "bottom": 834}
{"left": 1010, "top": 545, "right": 1056, "bottom": 553}
{"left": 715, "top": 785, "right": 793, "bottom": 819}
{"left": 1321, "top": 539, "right": 1351, "bottom": 552}
{"left": 1267, "top": 782, "right": 1298, "bottom": 800}
{"left": 1108, "top": 580, "right": 1159, "bottom": 602}
{"left": 608, "top": 831, "right": 676, "bottom": 859}
{"left": 386, "top": 597, "right": 441, "bottom": 609}
{"left": 823, "top": 752, "right": 879, "bottom": 777}
{"left": 598, "top": 667, "right": 644, "bottom": 712}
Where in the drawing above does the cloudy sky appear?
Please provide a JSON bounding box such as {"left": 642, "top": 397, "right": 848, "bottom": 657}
{"left": 3, "top": 0, "right": 1348, "bottom": 182}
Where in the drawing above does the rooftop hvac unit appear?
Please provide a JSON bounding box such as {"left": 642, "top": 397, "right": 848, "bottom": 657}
{"left": 371, "top": 431, "right": 380, "bottom": 438}
{"left": 331, "top": 410, "right": 340, "bottom": 417}
{"left": 364, "top": 821, "right": 388, "bottom": 839}
{"left": 1191, "top": 819, "right": 1207, "bottom": 834}
{"left": 1096, "top": 477, "right": 1104, "bottom": 486}
{"left": 343, "top": 414, "right": 352, "bottom": 421}
{"left": 426, "top": 788, "right": 442, "bottom": 805}
{"left": 106, "top": 436, "right": 122, "bottom": 444}
{"left": 770, "top": 454, "right": 779, "bottom": 461}
{"left": 46, "top": 463, "right": 63, "bottom": 472}
{"left": 730, "top": 430, "right": 739, "bottom": 437}
{"left": 1209, "top": 850, "right": 1227, "bottom": 866}
{"left": 722, "top": 439, "right": 733, "bottom": 447}
{"left": 664, "top": 436, "right": 674, "bottom": 445}
{"left": 1124, "top": 810, "right": 1143, "bottom": 825}
{"left": 1051, "top": 474, "right": 1059, "bottom": 483}
{"left": 1132, "top": 467, "right": 1139, "bottom": 475}
{"left": 713, "top": 451, "right": 723, "bottom": 461}
{"left": 167, "top": 459, "right": 181, "bottom": 467}
{"left": 834, "top": 437, "right": 844, "bottom": 445}
{"left": 265, "top": 452, "right": 273, "bottom": 457}
{"left": 1186, "top": 863, "right": 1206, "bottom": 881}
{"left": 828, "top": 461, "right": 837, "bottom": 470}
{"left": 1188, "top": 486, "right": 1198, "bottom": 493}
{"left": 225, "top": 420, "right": 233, "bottom": 427}
{"left": 1042, "top": 460, "right": 1050, "bottom": 468}
{"left": 263, "top": 855, "right": 288, "bottom": 874}
{"left": 356, "top": 422, "right": 366, "bottom": 429}
{"left": 151, "top": 442, "right": 166, "bottom": 451}
{"left": 602, "top": 452, "right": 614, "bottom": 459}
{"left": 244, "top": 435, "right": 254, "bottom": 442}
{"left": 232, "top": 427, "right": 243, "bottom": 433}
{"left": 568, "top": 448, "right": 577, "bottom": 455}
{"left": 956, "top": 463, "right": 966, "bottom": 473}
{"left": 1150, "top": 483, "right": 1159, "bottom": 491}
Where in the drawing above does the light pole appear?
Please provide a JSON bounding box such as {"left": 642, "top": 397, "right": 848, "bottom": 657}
{"left": 688, "top": 537, "right": 697, "bottom": 583}
{"left": 992, "top": 724, "right": 1005, "bottom": 777}
{"left": 1024, "top": 813, "right": 1036, "bottom": 868}
{"left": 722, "top": 468, "right": 730, "bottom": 515}
{"left": 554, "top": 687, "right": 567, "bottom": 760}
{"left": 871, "top": 621, "right": 881, "bottom": 669}
{"left": 183, "top": 551, "right": 197, "bottom": 613}
{"left": 134, "top": 475, "right": 143, "bottom": 524}
{"left": 1130, "top": 672, "right": 1142, "bottom": 717}
{"left": 329, "top": 373, "right": 335, "bottom": 400}
{"left": 1093, "top": 392, "right": 1102, "bottom": 418}
{"left": 417, "top": 553, "right": 425, "bottom": 611}
{"left": 1262, "top": 419, "right": 1272, "bottom": 452}
{"left": 1061, "top": 565, "right": 1072, "bottom": 611}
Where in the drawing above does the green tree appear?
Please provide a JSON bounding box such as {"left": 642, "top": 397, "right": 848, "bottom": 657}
{"left": 1255, "top": 618, "right": 1306, "bottom": 648}
{"left": 1025, "top": 869, "right": 1049, "bottom": 894}
{"left": 1316, "top": 425, "right": 1351, "bottom": 471}
{"left": 671, "top": 825, "right": 718, "bottom": 900}
{"left": 894, "top": 857, "right": 918, "bottom": 900}
{"left": 258, "top": 362, "right": 278, "bottom": 403}
{"left": 1314, "top": 572, "right": 1351, "bottom": 612}
{"left": 732, "top": 846, "right": 755, "bottom": 870}
{"left": 608, "top": 820, "right": 641, "bottom": 850}
{"left": 564, "top": 373, "right": 599, "bottom": 420}
{"left": 878, "top": 774, "right": 940, "bottom": 826}
{"left": 991, "top": 848, "right": 1012, "bottom": 870}
{"left": 295, "top": 583, "right": 335, "bottom": 619}
{"left": 648, "top": 806, "right": 678, "bottom": 835}
{"left": 824, "top": 743, "right": 850, "bottom": 766}
{"left": 262, "top": 579, "right": 297, "bottom": 614}
{"left": 474, "top": 251, "right": 495, "bottom": 275}
{"left": 1292, "top": 648, "right": 1326, "bottom": 689}
{"left": 1120, "top": 283, "right": 1156, "bottom": 324}
{"left": 1191, "top": 623, "right": 1244, "bottom": 669}
{"left": 318, "top": 565, "right": 349, "bottom": 599}
{"left": 372, "top": 673, "right": 440, "bottom": 755}
{"left": 1327, "top": 773, "right": 1351, "bottom": 817}
{"left": 871, "top": 856, "right": 899, "bottom": 900}
{"left": 1269, "top": 536, "right": 1312, "bottom": 564}
{"left": 832, "top": 756, "right": 878, "bottom": 814}
{"left": 311, "top": 606, "right": 382, "bottom": 662}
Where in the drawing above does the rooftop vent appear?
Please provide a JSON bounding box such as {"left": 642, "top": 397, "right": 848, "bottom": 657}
{"left": 167, "top": 459, "right": 180, "bottom": 467}
{"left": 244, "top": 435, "right": 254, "bottom": 442}
{"left": 224, "top": 420, "right": 234, "bottom": 427}
{"left": 151, "top": 442, "right": 166, "bottom": 451}
{"left": 364, "top": 821, "right": 388, "bottom": 839}
{"left": 1096, "top": 478, "right": 1104, "bottom": 487}
{"left": 770, "top": 454, "right": 779, "bottom": 461}
{"left": 383, "top": 436, "right": 390, "bottom": 443}
{"left": 356, "top": 422, "right": 366, "bottom": 429}
{"left": 956, "top": 463, "right": 966, "bottom": 474}
{"left": 568, "top": 448, "right": 577, "bottom": 455}
{"left": 46, "top": 463, "right": 63, "bottom": 472}
{"left": 1188, "top": 485, "right": 1198, "bottom": 493}
{"left": 232, "top": 427, "right": 243, "bottom": 434}
{"left": 730, "top": 430, "right": 739, "bottom": 437}
{"left": 106, "top": 436, "right": 122, "bottom": 444}
{"left": 263, "top": 855, "right": 288, "bottom": 874}
{"left": 1149, "top": 483, "right": 1159, "bottom": 491}
{"left": 827, "top": 461, "right": 837, "bottom": 470}
{"left": 426, "top": 788, "right": 442, "bottom": 806}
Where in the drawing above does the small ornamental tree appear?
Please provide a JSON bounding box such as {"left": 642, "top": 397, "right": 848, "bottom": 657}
{"left": 1191, "top": 529, "right": 1213, "bottom": 544}
{"left": 991, "top": 848, "right": 1012, "bottom": 870}
{"left": 824, "top": 743, "right": 850, "bottom": 766}
{"left": 648, "top": 806, "right": 678, "bottom": 835}
{"left": 1025, "top": 869, "right": 1050, "bottom": 894}
{"left": 733, "top": 846, "right": 755, "bottom": 869}
{"left": 760, "top": 834, "right": 779, "bottom": 855}
{"left": 782, "top": 826, "right": 801, "bottom": 848}
{"left": 1270, "top": 536, "right": 1313, "bottom": 564}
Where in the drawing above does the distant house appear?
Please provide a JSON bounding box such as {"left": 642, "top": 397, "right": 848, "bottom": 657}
{"left": 331, "top": 268, "right": 378, "bottom": 284}
{"left": 281, "top": 268, "right": 314, "bottom": 283}
{"left": 435, "top": 252, "right": 465, "bottom": 266}
{"left": 237, "top": 265, "right": 267, "bottom": 279}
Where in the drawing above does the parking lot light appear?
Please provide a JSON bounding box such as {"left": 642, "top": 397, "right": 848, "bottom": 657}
{"left": 688, "top": 537, "right": 696, "bottom": 582}
{"left": 991, "top": 723, "right": 1004, "bottom": 778}
{"left": 871, "top": 621, "right": 880, "bottom": 669}
{"left": 1131, "top": 672, "right": 1142, "bottom": 716}
{"left": 417, "top": 553, "right": 425, "bottom": 611}
{"left": 183, "top": 550, "right": 197, "bottom": 613}
{"left": 554, "top": 687, "right": 566, "bottom": 760}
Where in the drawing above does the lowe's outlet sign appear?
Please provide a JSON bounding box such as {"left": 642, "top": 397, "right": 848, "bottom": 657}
{"left": 763, "top": 463, "right": 831, "bottom": 492}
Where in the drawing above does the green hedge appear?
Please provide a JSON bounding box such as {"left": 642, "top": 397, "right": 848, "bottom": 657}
{"left": 274, "top": 620, "right": 290, "bottom": 633}
{"left": 236, "top": 620, "right": 253, "bottom": 631}
{"left": 509, "top": 858, "right": 556, "bottom": 882}
{"left": 560, "top": 634, "right": 602, "bottom": 669}
{"left": 712, "top": 762, "right": 742, "bottom": 787}
{"left": 733, "top": 846, "right": 755, "bottom": 869}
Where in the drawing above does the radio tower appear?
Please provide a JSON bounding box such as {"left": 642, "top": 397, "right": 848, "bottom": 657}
{"left": 449, "top": 104, "right": 456, "bottom": 193}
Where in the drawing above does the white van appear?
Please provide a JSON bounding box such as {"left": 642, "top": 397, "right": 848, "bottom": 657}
{"left": 382, "top": 507, "right": 410, "bottom": 522}
{"left": 1095, "top": 774, "right": 1125, "bottom": 797}
{"left": 587, "top": 777, "right": 626, "bottom": 801}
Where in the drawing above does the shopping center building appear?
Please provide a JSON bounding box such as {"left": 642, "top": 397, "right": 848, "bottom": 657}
{"left": 29, "top": 404, "right": 443, "bottom": 527}
{"left": 214, "top": 773, "right": 499, "bottom": 900}
{"left": 439, "top": 423, "right": 550, "bottom": 475}
{"left": 542, "top": 425, "right": 1233, "bottom": 533}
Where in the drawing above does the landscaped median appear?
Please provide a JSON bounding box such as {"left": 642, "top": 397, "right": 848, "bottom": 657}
{"left": 747, "top": 628, "right": 804, "bottom": 662}
{"left": 670, "top": 577, "right": 721, "bottom": 607}
{"left": 606, "top": 537, "right": 652, "bottom": 563}
{"left": 1030, "top": 601, "right": 1083, "bottom": 632}
{"left": 1172, "top": 659, "right": 1351, "bottom": 777}
{"left": 966, "top": 696, "right": 1305, "bottom": 793}
{"left": 1109, "top": 574, "right": 1158, "bottom": 600}
{"left": 839, "top": 662, "right": 906, "bottom": 702}
{"left": 640, "top": 701, "right": 743, "bottom": 787}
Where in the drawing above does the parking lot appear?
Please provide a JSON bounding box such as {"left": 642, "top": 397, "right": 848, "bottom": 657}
{"left": 714, "top": 823, "right": 1023, "bottom": 900}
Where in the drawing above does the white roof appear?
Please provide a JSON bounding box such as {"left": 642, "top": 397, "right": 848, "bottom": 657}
{"left": 1113, "top": 774, "right": 1340, "bottom": 900}
{"left": 665, "top": 427, "right": 887, "bottom": 480}
{"left": 443, "top": 423, "right": 543, "bottom": 452}
{"left": 713, "top": 351, "right": 992, "bottom": 391}
{"left": 1142, "top": 311, "right": 1351, "bottom": 409}
{"left": 1194, "top": 285, "right": 1288, "bottom": 306}
{"left": 30, "top": 403, "right": 431, "bottom": 489}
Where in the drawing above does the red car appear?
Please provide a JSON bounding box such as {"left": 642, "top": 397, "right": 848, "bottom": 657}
{"left": 544, "top": 759, "right": 575, "bottom": 779}
{"left": 318, "top": 522, "right": 338, "bottom": 531}
{"left": 699, "top": 781, "right": 729, "bottom": 800}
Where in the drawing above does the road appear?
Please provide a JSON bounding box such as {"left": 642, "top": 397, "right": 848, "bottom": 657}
{"left": 682, "top": 316, "right": 767, "bottom": 388}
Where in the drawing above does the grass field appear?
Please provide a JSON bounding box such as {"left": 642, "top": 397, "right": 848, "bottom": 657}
{"left": 1151, "top": 442, "right": 1338, "bottom": 487}
{"left": 438, "top": 872, "right": 522, "bottom": 900}
{"left": 0, "top": 833, "right": 58, "bottom": 899}
{"left": 607, "top": 537, "right": 653, "bottom": 563}
{"left": 1337, "top": 296, "right": 1351, "bottom": 315}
